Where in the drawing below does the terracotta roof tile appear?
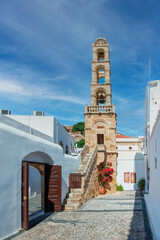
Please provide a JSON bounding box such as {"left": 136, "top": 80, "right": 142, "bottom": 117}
{"left": 116, "top": 134, "right": 133, "bottom": 138}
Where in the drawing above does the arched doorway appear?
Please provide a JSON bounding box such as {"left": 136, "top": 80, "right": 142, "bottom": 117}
{"left": 65, "top": 145, "right": 69, "bottom": 154}
{"left": 22, "top": 152, "right": 62, "bottom": 230}
{"left": 59, "top": 141, "right": 64, "bottom": 152}
{"left": 29, "top": 163, "right": 45, "bottom": 217}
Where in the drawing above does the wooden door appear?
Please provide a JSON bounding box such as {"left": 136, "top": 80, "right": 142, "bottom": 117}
{"left": 97, "top": 134, "right": 104, "bottom": 144}
{"left": 69, "top": 173, "right": 81, "bottom": 188}
{"left": 22, "top": 162, "right": 29, "bottom": 230}
{"left": 45, "top": 165, "right": 61, "bottom": 212}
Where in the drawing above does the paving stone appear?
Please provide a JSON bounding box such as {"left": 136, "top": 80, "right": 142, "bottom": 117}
{"left": 14, "top": 191, "right": 153, "bottom": 240}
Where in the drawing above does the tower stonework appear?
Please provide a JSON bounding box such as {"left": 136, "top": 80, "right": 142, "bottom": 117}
{"left": 84, "top": 38, "right": 117, "bottom": 193}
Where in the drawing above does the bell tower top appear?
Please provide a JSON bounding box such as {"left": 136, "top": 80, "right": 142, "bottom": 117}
{"left": 92, "top": 37, "right": 109, "bottom": 46}
{"left": 91, "top": 37, "right": 111, "bottom": 106}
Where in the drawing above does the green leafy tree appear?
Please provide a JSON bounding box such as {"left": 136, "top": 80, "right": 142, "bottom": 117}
{"left": 76, "top": 139, "right": 85, "bottom": 148}
{"left": 72, "top": 122, "right": 85, "bottom": 134}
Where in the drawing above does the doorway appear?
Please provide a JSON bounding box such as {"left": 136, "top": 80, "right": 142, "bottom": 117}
{"left": 29, "top": 163, "right": 45, "bottom": 218}
{"left": 22, "top": 161, "right": 61, "bottom": 230}
{"left": 97, "top": 134, "right": 104, "bottom": 144}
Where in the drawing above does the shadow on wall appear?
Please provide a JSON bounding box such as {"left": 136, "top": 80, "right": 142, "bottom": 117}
{"left": 133, "top": 152, "right": 145, "bottom": 190}
{"left": 127, "top": 191, "right": 153, "bottom": 239}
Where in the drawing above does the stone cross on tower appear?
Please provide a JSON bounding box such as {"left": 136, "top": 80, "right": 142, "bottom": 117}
{"left": 84, "top": 37, "right": 117, "bottom": 193}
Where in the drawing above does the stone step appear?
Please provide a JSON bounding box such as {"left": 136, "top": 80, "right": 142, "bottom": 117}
{"left": 67, "top": 198, "right": 81, "bottom": 204}
{"left": 64, "top": 203, "right": 81, "bottom": 211}
{"left": 69, "top": 192, "right": 83, "bottom": 198}
{"left": 70, "top": 188, "right": 83, "bottom": 193}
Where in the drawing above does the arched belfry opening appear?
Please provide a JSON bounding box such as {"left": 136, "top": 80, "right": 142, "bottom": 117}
{"left": 96, "top": 90, "right": 106, "bottom": 105}
{"left": 97, "top": 67, "right": 105, "bottom": 84}
{"left": 97, "top": 49, "right": 105, "bottom": 61}
{"left": 85, "top": 37, "right": 117, "bottom": 193}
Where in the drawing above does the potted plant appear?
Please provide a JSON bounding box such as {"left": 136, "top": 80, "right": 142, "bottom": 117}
{"left": 138, "top": 178, "right": 145, "bottom": 192}
{"left": 98, "top": 162, "right": 114, "bottom": 194}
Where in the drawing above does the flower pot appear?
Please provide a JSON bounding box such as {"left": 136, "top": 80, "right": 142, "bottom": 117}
{"left": 99, "top": 187, "right": 106, "bottom": 194}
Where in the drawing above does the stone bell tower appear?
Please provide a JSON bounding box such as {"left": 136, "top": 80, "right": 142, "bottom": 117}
{"left": 84, "top": 37, "right": 117, "bottom": 193}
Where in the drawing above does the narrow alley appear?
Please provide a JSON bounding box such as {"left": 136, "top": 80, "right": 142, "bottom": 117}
{"left": 12, "top": 191, "right": 152, "bottom": 240}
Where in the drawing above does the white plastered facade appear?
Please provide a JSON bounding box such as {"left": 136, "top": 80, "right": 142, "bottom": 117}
{"left": 0, "top": 115, "right": 81, "bottom": 239}
{"left": 144, "top": 112, "right": 160, "bottom": 240}
{"left": 116, "top": 136, "right": 144, "bottom": 190}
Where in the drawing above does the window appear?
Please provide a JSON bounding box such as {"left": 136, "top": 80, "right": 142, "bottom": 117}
{"left": 124, "top": 172, "right": 130, "bottom": 183}
{"left": 66, "top": 145, "right": 69, "bottom": 154}
{"left": 131, "top": 172, "right": 136, "bottom": 183}
{"left": 155, "top": 139, "right": 157, "bottom": 153}
{"left": 59, "top": 141, "right": 63, "bottom": 149}
{"left": 97, "top": 134, "right": 104, "bottom": 144}
{"left": 129, "top": 146, "right": 132, "bottom": 150}
{"left": 155, "top": 157, "right": 157, "bottom": 169}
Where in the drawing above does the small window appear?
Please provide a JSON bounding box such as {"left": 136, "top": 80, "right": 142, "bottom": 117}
{"left": 129, "top": 146, "right": 132, "bottom": 150}
{"left": 124, "top": 172, "right": 130, "bottom": 183}
{"left": 59, "top": 141, "right": 64, "bottom": 150}
{"left": 155, "top": 157, "right": 157, "bottom": 169}
{"left": 97, "top": 134, "right": 104, "bottom": 144}
{"left": 131, "top": 172, "right": 136, "bottom": 183}
{"left": 66, "top": 145, "right": 69, "bottom": 154}
{"left": 155, "top": 139, "right": 157, "bottom": 153}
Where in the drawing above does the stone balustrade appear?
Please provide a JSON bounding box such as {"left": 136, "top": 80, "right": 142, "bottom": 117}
{"left": 85, "top": 104, "right": 115, "bottom": 113}
{"left": 81, "top": 145, "right": 97, "bottom": 190}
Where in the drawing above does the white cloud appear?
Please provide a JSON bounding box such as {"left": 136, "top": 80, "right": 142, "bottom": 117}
{"left": 0, "top": 79, "right": 86, "bottom": 105}
{"left": 0, "top": 80, "right": 31, "bottom": 96}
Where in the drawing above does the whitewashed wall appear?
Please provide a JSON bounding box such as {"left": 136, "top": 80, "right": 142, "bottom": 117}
{"left": 116, "top": 137, "right": 144, "bottom": 190}
{"left": 53, "top": 118, "right": 74, "bottom": 154}
{"left": 9, "top": 115, "right": 54, "bottom": 137}
{"left": 8, "top": 115, "right": 75, "bottom": 154}
{"left": 117, "top": 159, "right": 145, "bottom": 190}
{"left": 145, "top": 113, "right": 160, "bottom": 240}
{"left": 0, "top": 120, "right": 81, "bottom": 239}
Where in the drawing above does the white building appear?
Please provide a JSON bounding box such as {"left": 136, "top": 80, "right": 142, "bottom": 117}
{"left": 144, "top": 80, "right": 160, "bottom": 192}
{"left": 6, "top": 110, "right": 75, "bottom": 154}
{"left": 145, "top": 111, "right": 160, "bottom": 240}
{"left": 116, "top": 134, "right": 144, "bottom": 190}
{"left": 144, "top": 80, "right": 160, "bottom": 240}
{"left": 0, "top": 112, "right": 81, "bottom": 239}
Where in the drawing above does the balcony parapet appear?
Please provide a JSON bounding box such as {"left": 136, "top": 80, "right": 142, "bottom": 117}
{"left": 85, "top": 104, "right": 115, "bottom": 114}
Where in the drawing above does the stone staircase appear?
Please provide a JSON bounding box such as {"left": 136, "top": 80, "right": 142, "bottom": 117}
{"left": 64, "top": 145, "right": 98, "bottom": 211}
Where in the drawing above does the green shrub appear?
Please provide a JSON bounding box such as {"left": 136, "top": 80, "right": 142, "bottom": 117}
{"left": 72, "top": 122, "right": 85, "bottom": 134}
{"left": 116, "top": 184, "right": 124, "bottom": 191}
{"left": 76, "top": 139, "right": 85, "bottom": 148}
{"left": 138, "top": 178, "right": 145, "bottom": 190}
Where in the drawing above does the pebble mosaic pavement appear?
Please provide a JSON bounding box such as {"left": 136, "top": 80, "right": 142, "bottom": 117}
{"left": 13, "top": 191, "right": 153, "bottom": 240}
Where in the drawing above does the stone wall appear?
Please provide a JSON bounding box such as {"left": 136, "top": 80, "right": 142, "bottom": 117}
{"left": 81, "top": 157, "right": 100, "bottom": 204}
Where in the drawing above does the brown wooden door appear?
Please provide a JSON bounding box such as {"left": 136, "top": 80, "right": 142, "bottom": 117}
{"left": 69, "top": 173, "right": 81, "bottom": 188}
{"left": 45, "top": 165, "right": 61, "bottom": 212}
{"left": 97, "top": 134, "right": 104, "bottom": 144}
{"left": 22, "top": 162, "right": 29, "bottom": 230}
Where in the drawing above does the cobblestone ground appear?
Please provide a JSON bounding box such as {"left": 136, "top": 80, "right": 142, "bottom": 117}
{"left": 13, "top": 191, "right": 152, "bottom": 240}
{"left": 29, "top": 194, "right": 41, "bottom": 215}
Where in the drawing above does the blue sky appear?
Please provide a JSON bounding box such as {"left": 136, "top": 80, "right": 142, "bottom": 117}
{"left": 0, "top": 0, "right": 160, "bottom": 137}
